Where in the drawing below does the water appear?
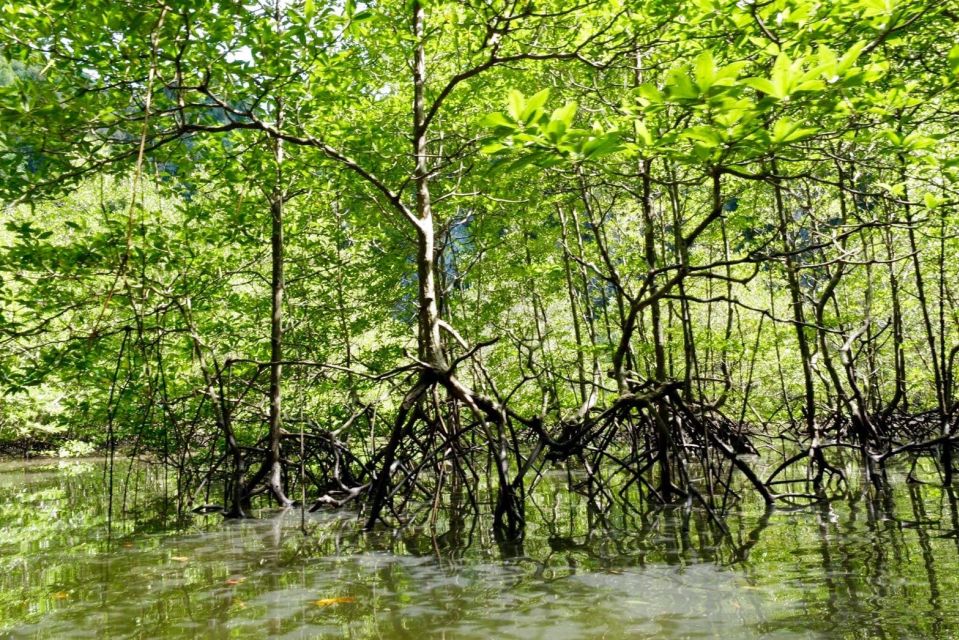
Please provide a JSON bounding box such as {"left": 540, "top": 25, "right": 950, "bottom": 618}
{"left": 1, "top": 458, "right": 958, "bottom": 639}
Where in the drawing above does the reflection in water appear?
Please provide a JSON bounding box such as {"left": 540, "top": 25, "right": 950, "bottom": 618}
{"left": 1, "top": 459, "right": 959, "bottom": 638}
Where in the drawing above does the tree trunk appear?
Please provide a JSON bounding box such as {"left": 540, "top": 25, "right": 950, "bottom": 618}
{"left": 266, "top": 187, "right": 291, "bottom": 507}
{"left": 771, "top": 160, "right": 823, "bottom": 483}
{"left": 412, "top": 0, "right": 446, "bottom": 370}
{"left": 262, "top": 0, "right": 292, "bottom": 507}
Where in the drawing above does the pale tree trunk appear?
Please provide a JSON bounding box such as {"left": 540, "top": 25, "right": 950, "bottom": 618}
{"left": 412, "top": 0, "right": 446, "bottom": 369}
{"left": 267, "top": 178, "right": 291, "bottom": 506}
{"left": 266, "top": 0, "right": 292, "bottom": 507}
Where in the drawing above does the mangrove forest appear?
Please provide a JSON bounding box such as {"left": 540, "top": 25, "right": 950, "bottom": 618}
{"left": 2, "top": 0, "right": 959, "bottom": 637}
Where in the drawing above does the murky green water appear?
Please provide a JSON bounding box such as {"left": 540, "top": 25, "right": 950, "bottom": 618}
{"left": 1, "top": 458, "right": 959, "bottom": 639}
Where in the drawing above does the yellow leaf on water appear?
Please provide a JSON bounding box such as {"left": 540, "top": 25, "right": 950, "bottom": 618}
{"left": 313, "top": 597, "right": 355, "bottom": 607}
{"left": 170, "top": 556, "right": 190, "bottom": 562}
{"left": 52, "top": 592, "right": 70, "bottom": 599}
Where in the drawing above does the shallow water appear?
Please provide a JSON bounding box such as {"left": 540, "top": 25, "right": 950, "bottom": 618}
{"left": 1, "top": 458, "right": 958, "bottom": 639}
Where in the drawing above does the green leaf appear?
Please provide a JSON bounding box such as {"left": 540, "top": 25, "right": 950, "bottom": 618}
{"left": 837, "top": 41, "right": 867, "bottom": 75}
{"left": 816, "top": 44, "right": 839, "bottom": 81}
{"left": 507, "top": 90, "right": 525, "bottom": 121}
{"left": 508, "top": 153, "right": 545, "bottom": 172}
{"left": 479, "top": 112, "right": 515, "bottom": 129}
{"left": 694, "top": 50, "right": 716, "bottom": 91}
{"left": 665, "top": 68, "right": 698, "bottom": 100}
{"left": 924, "top": 192, "right": 943, "bottom": 210}
{"left": 480, "top": 141, "right": 508, "bottom": 154}
{"left": 770, "top": 117, "right": 817, "bottom": 144}
{"left": 716, "top": 61, "right": 747, "bottom": 82}
{"left": 636, "top": 83, "right": 664, "bottom": 103}
{"left": 742, "top": 77, "right": 777, "bottom": 97}
{"left": 682, "top": 125, "right": 723, "bottom": 148}
{"left": 770, "top": 52, "right": 793, "bottom": 99}
{"left": 521, "top": 89, "right": 550, "bottom": 124}
{"left": 580, "top": 133, "right": 622, "bottom": 159}
{"left": 635, "top": 120, "right": 653, "bottom": 147}
{"left": 550, "top": 102, "right": 577, "bottom": 128}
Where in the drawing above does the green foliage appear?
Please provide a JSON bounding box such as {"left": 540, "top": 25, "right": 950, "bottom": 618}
{"left": 0, "top": 0, "right": 956, "bottom": 489}
{"left": 480, "top": 89, "right": 623, "bottom": 169}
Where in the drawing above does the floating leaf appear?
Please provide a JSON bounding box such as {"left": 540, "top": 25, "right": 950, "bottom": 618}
{"left": 170, "top": 556, "right": 190, "bottom": 562}
{"left": 314, "top": 596, "right": 356, "bottom": 607}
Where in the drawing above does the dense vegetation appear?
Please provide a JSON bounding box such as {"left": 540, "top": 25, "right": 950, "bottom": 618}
{"left": 1, "top": 0, "right": 959, "bottom": 539}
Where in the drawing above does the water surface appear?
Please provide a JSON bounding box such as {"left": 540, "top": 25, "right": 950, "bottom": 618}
{"left": 1, "top": 458, "right": 957, "bottom": 639}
